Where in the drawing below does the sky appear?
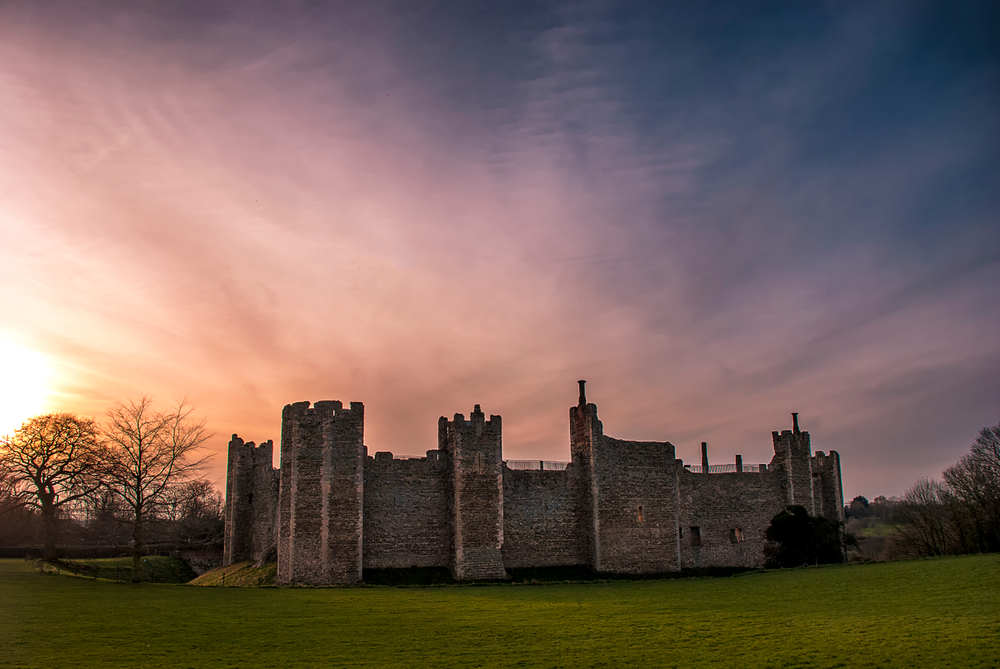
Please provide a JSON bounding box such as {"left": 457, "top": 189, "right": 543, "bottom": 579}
{"left": 0, "top": 0, "right": 997, "bottom": 500}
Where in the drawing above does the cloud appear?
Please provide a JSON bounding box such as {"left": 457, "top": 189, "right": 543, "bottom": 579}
{"left": 0, "top": 1, "right": 996, "bottom": 497}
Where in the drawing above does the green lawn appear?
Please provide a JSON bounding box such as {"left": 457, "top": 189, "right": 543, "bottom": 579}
{"left": 861, "top": 522, "right": 900, "bottom": 537}
{"left": 2, "top": 555, "right": 997, "bottom": 668}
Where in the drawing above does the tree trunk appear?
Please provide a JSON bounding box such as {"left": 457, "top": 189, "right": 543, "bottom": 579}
{"left": 41, "top": 502, "right": 57, "bottom": 560}
{"left": 131, "top": 509, "right": 143, "bottom": 583}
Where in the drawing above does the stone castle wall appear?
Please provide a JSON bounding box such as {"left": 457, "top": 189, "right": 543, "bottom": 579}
{"left": 223, "top": 436, "right": 278, "bottom": 565}
{"left": 440, "top": 407, "right": 507, "bottom": 580}
{"left": 502, "top": 467, "right": 583, "bottom": 568}
{"left": 677, "top": 467, "right": 782, "bottom": 569}
{"left": 591, "top": 436, "right": 680, "bottom": 574}
{"left": 362, "top": 451, "right": 451, "bottom": 569}
{"left": 276, "top": 401, "right": 364, "bottom": 585}
{"left": 224, "top": 382, "right": 845, "bottom": 584}
{"left": 811, "top": 450, "right": 845, "bottom": 522}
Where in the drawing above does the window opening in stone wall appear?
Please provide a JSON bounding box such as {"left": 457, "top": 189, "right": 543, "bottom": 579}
{"left": 690, "top": 526, "right": 701, "bottom": 547}
{"left": 637, "top": 506, "right": 643, "bottom": 522}
{"left": 679, "top": 526, "right": 683, "bottom": 539}
{"left": 729, "top": 527, "right": 744, "bottom": 543}
{"left": 475, "top": 452, "right": 484, "bottom": 474}
{"left": 248, "top": 493, "right": 253, "bottom": 505}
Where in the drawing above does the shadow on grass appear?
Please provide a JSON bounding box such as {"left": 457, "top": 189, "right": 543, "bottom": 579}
{"left": 27, "top": 555, "right": 197, "bottom": 583}
{"left": 362, "top": 564, "right": 756, "bottom": 586}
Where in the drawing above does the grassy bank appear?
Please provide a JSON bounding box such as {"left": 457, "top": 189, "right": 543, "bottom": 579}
{"left": 2, "top": 554, "right": 997, "bottom": 668}
{"left": 28, "top": 556, "right": 197, "bottom": 584}
{"left": 188, "top": 560, "right": 276, "bottom": 587}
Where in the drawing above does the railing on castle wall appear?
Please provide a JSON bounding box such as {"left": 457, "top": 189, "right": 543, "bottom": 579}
{"left": 683, "top": 464, "right": 760, "bottom": 473}
{"left": 505, "top": 460, "right": 569, "bottom": 471}
{"left": 504, "top": 461, "right": 760, "bottom": 473}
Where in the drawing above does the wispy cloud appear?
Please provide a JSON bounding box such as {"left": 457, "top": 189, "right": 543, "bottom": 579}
{"left": 0, "top": 1, "right": 996, "bottom": 496}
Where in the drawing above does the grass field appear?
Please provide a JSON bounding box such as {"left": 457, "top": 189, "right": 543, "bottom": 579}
{"left": 2, "top": 554, "right": 997, "bottom": 668}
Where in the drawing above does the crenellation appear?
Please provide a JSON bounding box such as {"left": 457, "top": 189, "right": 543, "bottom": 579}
{"left": 227, "top": 383, "right": 846, "bottom": 583}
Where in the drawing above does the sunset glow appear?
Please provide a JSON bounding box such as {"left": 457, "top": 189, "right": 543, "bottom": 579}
{"left": 0, "top": 2, "right": 997, "bottom": 498}
{"left": 0, "top": 340, "right": 51, "bottom": 437}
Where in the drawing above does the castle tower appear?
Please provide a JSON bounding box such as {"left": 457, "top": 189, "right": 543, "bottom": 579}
{"left": 223, "top": 436, "right": 279, "bottom": 565}
{"left": 439, "top": 405, "right": 506, "bottom": 580}
{"left": 811, "top": 450, "right": 845, "bottom": 522}
{"left": 277, "top": 400, "right": 365, "bottom": 585}
{"left": 569, "top": 380, "right": 602, "bottom": 570}
{"left": 571, "top": 381, "right": 680, "bottom": 573}
{"left": 770, "top": 413, "right": 816, "bottom": 513}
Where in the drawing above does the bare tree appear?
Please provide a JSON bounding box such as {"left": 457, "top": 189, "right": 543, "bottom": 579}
{"left": 0, "top": 459, "right": 23, "bottom": 515}
{"left": 79, "top": 486, "right": 131, "bottom": 549}
{"left": 0, "top": 460, "right": 36, "bottom": 545}
{"left": 943, "top": 423, "right": 1000, "bottom": 553}
{"left": 894, "top": 478, "right": 954, "bottom": 557}
{"left": 159, "top": 479, "right": 225, "bottom": 549}
{"left": 0, "top": 414, "right": 103, "bottom": 557}
{"left": 101, "top": 396, "right": 212, "bottom": 580}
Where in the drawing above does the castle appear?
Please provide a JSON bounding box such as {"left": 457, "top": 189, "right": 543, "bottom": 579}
{"left": 223, "top": 381, "right": 844, "bottom": 583}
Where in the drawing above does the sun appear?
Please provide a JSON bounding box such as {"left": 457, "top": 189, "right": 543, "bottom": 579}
{"left": 0, "top": 340, "right": 52, "bottom": 437}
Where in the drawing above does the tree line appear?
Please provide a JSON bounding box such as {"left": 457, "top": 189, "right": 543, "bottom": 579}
{"left": 0, "top": 396, "right": 223, "bottom": 581}
{"left": 845, "top": 422, "right": 1000, "bottom": 560}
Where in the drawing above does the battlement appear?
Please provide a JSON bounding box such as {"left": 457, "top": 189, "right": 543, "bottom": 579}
{"left": 284, "top": 400, "right": 364, "bottom": 420}
{"left": 441, "top": 404, "right": 500, "bottom": 429}
{"left": 228, "top": 435, "right": 275, "bottom": 468}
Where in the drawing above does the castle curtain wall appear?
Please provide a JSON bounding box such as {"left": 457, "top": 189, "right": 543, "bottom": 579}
{"left": 501, "top": 467, "right": 583, "bottom": 568}
{"left": 362, "top": 452, "right": 451, "bottom": 569}
{"left": 676, "top": 469, "right": 784, "bottom": 569}
{"left": 590, "top": 436, "right": 680, "bottom": 574}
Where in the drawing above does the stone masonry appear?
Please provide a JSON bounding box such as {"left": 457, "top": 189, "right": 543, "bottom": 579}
{"left": 224, "top": 381, "right": 844, "bottom": 583}
{"left": 223, "top": 436, "right": 279, "bottom": 565}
